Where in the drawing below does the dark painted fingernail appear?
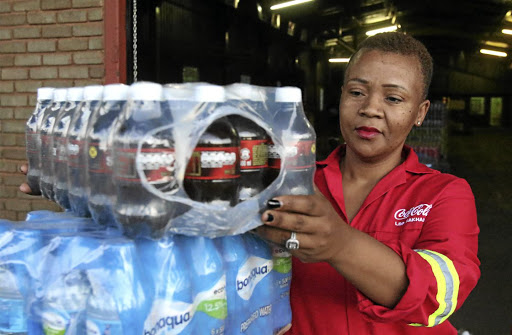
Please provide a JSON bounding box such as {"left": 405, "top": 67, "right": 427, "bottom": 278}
{"left": 267, "top": 199, "right": 281, "bottom": 209}
{"left": 266, "top": 213, "right": 274, "bottom": 222}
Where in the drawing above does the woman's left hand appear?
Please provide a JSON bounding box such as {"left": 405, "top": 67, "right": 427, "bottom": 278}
{"left": 255, "top": 188, "right": 350, "bottom": 264}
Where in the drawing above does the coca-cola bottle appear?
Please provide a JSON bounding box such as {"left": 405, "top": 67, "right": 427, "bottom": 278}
{"left": 267, "top": 87, "right": 316, "bottom": 195}
{"left": 67, "top": 85, "right": 104, "bottom": 217}
{"left": 53, "top": 87, "right": 84, "bottom": 210}
{"left": 184, "top": 84, "right": 240, "bottom": 207}
{"left": 25, "top": 87, "right": 54, "bottom": 195}
{"left": 86, "top": 83, "right": 129, "bottom": 227}
{"left": 39, "top": 88, "right": 68, "bottom": 201}
{"left": 112, "top": 82, "right": 183, "bottom": 237}
{"left": 226, "top": 84, "right": 269, "bottom": 202}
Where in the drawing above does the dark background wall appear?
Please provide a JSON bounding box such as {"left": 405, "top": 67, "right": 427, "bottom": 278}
{"left": 130, "top": 0, "right": 512, "bottom": 159}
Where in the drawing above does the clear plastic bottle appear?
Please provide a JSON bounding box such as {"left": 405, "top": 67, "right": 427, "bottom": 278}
{"left": 242, "top": 233, "right": 274, "bottom": 334}
{"left": 270, "top": 245, "right": 292, "bottom": 334}
{"left": 184, "top": 85, "right": 241, "bottom": 207}
{"left": 85, "top": 286, "right": 122, "bottom": 335}
{"left": 226, "top": 84, "right": 270, "bottom": 202}
{"left": 139, "top": 234, "right": 195, "bottom": 335}
{"left": 216, "top": 234, "right": 250, "bottom": 334}
{"left": 267, "top": 87, "right": 316, "bottom": 195}
{"left": 25, "top": 87, "right": 54, "bottom": 195}
{"left": 67, "top": 85, "right": 104, "bottom": 217}
{"left": 39, "top": 88, "right": 68, "bottom": 201}
{"left": 54, "top": 87, "right": 84, "bottom": 210}
{"left": 39, "top": 235, "right": 97, "bottom": 335}
{"left": 85, "top": 237, "right": 148, "bottom": 335}
{"left": 0, "top": 227, "right": 42, "bottom": 335}
{"left": 184, "top": 236, "right": 227, "bottom": 334}
{"left": 86, "top": 84, "right": 129, "bottom": 227}
{"left": 112, "top": 82, "right": 183, "bottom": 238}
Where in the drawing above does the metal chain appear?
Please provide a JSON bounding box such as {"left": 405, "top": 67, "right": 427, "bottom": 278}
{"left": 132, "top": 0, "right": 138, "bottom": 82}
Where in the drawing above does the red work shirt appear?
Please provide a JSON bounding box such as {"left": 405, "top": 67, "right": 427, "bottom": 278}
{"left": 288, "top": 145, "right": 480, "bottom": 335}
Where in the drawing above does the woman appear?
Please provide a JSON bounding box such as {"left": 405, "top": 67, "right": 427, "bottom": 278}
{"left": 256, "top": 32, "right": 480, "bottom": 334}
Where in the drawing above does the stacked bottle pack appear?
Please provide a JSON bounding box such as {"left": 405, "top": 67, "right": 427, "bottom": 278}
{"left": 26, "top": 82, "right": 316, "bottom": 238}
{"left": 0, "top": 211, "right": 292, "bottom": 335}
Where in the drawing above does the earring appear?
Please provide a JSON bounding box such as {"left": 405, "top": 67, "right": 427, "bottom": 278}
{"left": 417, "top": 121, "right": 421, "bottom": 125}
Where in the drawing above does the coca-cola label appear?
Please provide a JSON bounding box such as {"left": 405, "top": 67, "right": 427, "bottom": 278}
{"left": 88, "top": 141, "right": 111, "bottom": 174}
{"left": 26, "top": 132, "right": 38, "bottom": 154}
{"left": 114, "top": 147, "right": 176, "bottom": 184}
{"left": 40, "top": 134, "right": 52, "bottom": 160}
{"left": 54, "top": 136, "right": 67, "bottom": 163}
{"left": 185, "top": 147, "right": 239, "bottom": 180}
{"left": 67, "top": 139, "right": 83, "bottom": 168}
{"left": 240, "top": 139, "right": 268, "bottom": 170}
{"left": 268, "top": 140, "right": 316, "bottom": 170}
{"left": 394, "top": 203, "right": 432, "bottom": 226}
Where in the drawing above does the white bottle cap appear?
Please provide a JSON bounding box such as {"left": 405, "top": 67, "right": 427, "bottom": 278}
{"left": 194, "top": 84, "right": 225, "bottom": 102}
{"left": 225, "top": 83, "right": 252, "bottom": 101}
{"left": 83, "top": 85, "right": 104, "bottom": 101}
{"left": 250, "top": 86, "right": 265, "bottom": 102}
{"left": 37, "top": 87, "right": 54, "bottom": 100}
{"left": 103, "top": 83, "right": 129, "bottom": 101}
{"left": 52, "top": 88, "right": 68, "bottom": 102}
{"left": 66, "top": 87, "right": 84, "bottom": 101}
{"left": 275, "top": 86, "right": 302, "bottom": 103}
{"left": 164, "top": 84, "right": 194, "bottom": 101}
{"left": 129, "top": 81, "right": 163, "bottom": 101}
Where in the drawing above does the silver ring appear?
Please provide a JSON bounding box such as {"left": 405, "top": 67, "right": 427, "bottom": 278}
{"left": 285, "top": 231, "right": 300, "bottom": 250}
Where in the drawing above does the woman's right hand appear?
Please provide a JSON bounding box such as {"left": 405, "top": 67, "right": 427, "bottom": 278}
{"left": 19, "top": 163, "right": 37, "bottom": 195}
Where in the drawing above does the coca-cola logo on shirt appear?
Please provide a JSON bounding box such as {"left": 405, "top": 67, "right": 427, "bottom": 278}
{"left": 394, "top": 203, "right": 432, "bottom": 226}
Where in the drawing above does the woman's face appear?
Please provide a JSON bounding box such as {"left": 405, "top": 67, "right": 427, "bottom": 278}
{"left": 339, "top": 49, "right": 430, "bottom": 162}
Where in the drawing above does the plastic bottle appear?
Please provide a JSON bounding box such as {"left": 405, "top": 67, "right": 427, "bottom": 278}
{"left": 25, "top": 87, "right": 54, "bottom": 195}
{"left": 267, "top": 87, "right": 316, "bottom": 195}
{"left": 86, "top": 83, "right": 129, "bottom": 227}
{"left": 0, "top": 227, "right": 43, "bottom": 335}
{"left": 184, "top": 236, "right": 227, "bottom": 334}
{"left": 138, "top": 234, "right": 195, "bottom": 335}
{"left": 39, "top": 88, "right": 68, "bottom": 201}
{"left": 54, "top": 87, "right": 84, "bottom": 210}
{"left": 67, "top": 85, "right": 104, "bottom": 217}
{"left": 112, "top": 82, "right": 184, "bottom": 238}
{"left": 270, "top": 245, "right": 292, "bottom": 334}
{"left": 242, "top": 233, "right": 274, "bottom": 334}
{"left": 184, "top": 84, "right": 241, "bottom": 207}
{"left": 226, "top": 84, "right": 269, "bottom": 202}
{"left": 216, "top": 234, "right": 250, "bottom": 334}
{"left": 39, "top": 234, "right": 97, "bottom": 335}
{"left": 85, "top": 237, "right": 148, "bottom": 335}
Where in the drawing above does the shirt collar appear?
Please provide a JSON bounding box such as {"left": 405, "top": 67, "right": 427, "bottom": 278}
{"left": 317, "top": 144, "right": 435, "bottom": 176}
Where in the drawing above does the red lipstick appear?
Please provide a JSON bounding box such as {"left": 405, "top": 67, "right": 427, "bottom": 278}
{"left": 355, "top": 126, "right": 381, "bottom": 140}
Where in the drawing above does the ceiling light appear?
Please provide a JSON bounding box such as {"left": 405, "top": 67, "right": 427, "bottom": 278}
{"left": 365, "top": 25, "right": 398, "bottom": 36}
{"left": 484, "top": 41, "right": 509, "bottom": 48}
{"left": 270, "top": 0, "right": 313, "bottom": 11}
{"left": 329, "top": 58, "right": 350, "bottom": 63}
{"left": 480, "top": 49, "right": 508, "bottom": 57}
{"left": 502, "top": 29, "right": 512, "bottom": 35}
{"left": 506, "top": 10, "right": 512, "bottom": 23}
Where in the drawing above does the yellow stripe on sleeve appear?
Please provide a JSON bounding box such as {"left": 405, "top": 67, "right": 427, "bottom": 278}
{"left": 408, "top": 249, "right": 460, "bottom": 327}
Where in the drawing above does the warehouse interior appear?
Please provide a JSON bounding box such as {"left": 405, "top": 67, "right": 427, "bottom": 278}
{"left": 128, "top": 0, "right": 511, "bottom": 333}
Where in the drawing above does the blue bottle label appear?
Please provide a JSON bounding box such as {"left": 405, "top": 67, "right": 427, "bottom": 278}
{"left": 236, "top": 256, "right": 273, "bottom": 300}
{"left": 195, "top": 275, "right": 227, "bottom": 320}
{"left": 143, "top": 300, "right": 195, "bottom": 335}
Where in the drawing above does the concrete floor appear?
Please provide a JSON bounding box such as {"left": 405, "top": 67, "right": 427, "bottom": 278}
{"left": 445, "top": 127, "right": 512, "bottom": 335}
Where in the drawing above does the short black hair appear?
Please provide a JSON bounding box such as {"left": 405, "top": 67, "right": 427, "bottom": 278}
{"left": 344, "top": 32, "right": 433, "bottom": 99}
